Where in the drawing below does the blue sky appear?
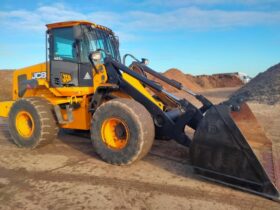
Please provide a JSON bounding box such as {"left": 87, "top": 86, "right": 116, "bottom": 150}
{"left": 0, "top": 0, "right": 280, "bottom": 76}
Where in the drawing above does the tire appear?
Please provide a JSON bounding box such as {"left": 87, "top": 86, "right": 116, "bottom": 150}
{"left": 8, "top": 97, "right": 59, "bottom": 148}
{"left": 91, "top": 98, "right": 155, "bottom": 165}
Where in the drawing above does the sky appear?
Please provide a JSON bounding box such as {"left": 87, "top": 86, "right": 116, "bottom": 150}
{"left": 0, "top": 0, "right": 280, "bottom": 76}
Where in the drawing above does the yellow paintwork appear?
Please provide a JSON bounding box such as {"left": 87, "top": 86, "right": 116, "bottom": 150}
{"left": 101, "top": 118, "right": 129, "bottom": 150}
{"left": 0, "top": 101, "right": 14, "bottom": 117}
{"left": 1, "top": 21, "right": 164, "bottom": 131}
{"left": 93, "top": 64, "right": 108, "bottom": 92}
{"left": 46, "top": 20, "right": 114, "bottom": 35}
{"left": 48, "top": 87, "right": 94, "bottom": 97}
{"left": 12, "top": 63, "right": 46, "bottom": 100}
{"left": 122, "top": 73, "right": 164, "bottom": 109}
{"left": 60, "top": 95, "right": 91, "bottom": 130}
{"left": 12, "top": 63, "right": 95, "bottom": 98}
{"left": 2, "top": 62, "right": 163, "bottom": 130}
{"left": 15, "top": 111, "right": 34, "bottom": 138}
{"left": 7, "top": 62, "right": 96, "bottom": 130}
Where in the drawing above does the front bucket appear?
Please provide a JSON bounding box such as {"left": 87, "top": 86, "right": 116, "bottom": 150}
{"left": 190, "top": 102, "right": 280, "bottom": 200}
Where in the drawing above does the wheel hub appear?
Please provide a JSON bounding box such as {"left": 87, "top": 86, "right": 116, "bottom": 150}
{"left": 15, "top": 111, "right": 34, "bottom": 138}
{"left": 101, "top": 118, "right": 129, "bottom": 150}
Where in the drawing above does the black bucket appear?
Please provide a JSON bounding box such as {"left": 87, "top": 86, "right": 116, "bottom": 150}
{"left": 190, "top": 103, "right": 280, "bottom": 200}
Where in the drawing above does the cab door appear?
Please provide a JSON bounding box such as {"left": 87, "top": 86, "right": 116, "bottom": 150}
{"left": 49, "top": 26, "right": 93, "bottom": 87}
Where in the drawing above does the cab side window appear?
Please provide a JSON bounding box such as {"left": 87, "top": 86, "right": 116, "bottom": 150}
{"left": 52, "top": 27, "right": 77, "bottom": 62}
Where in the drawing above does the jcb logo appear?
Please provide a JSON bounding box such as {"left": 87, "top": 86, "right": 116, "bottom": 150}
{"left": 32, "top": 72, "right": 46, "bottom": 79}
{"left": 61, "top": 73, "right": 72, "bottom": 84}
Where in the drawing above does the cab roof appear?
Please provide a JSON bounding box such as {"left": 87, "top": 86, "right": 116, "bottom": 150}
{"left": 46, "top": 20, "right": 113, "bottom": 34}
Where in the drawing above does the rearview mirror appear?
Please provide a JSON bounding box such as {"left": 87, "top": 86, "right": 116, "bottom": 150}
{"left": 73, "top": 25, "right": 83, "bottom": 40}
{"left": 114, "top": 36, "right": 120, "bottom": 48}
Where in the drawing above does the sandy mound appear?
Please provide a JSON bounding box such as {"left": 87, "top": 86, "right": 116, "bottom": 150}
{"left": 231, "top": 63, "right": 280, "bottom": 105}
{"left": 194, "top": 74, "right": 244, "bottom": 89}
{"left": 149, "top": 68, "right": 243, "bottom": 93}
{"left": 147, "top": 68, "right": 202, "bottom": 92}
{"left": 0, "top": 70, "right": 13, "bottom": 101}
{"left": 163, "top": 69, "right": 203, "bottom": 92}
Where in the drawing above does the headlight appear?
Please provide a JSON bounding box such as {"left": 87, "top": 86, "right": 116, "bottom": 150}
{"left": 91, "top": 51, "right": 102, "bottom": 62}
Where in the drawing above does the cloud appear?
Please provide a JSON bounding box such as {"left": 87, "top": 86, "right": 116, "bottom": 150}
{"left": 138, "top": 0, "right": 280, "bottom": 7}
{"left": 127, "top": 7, "right": 280, "bottom": 30}
{"left": 0, "top": 3, "right": 86, "bottom": 31}
{"left": 90, "top": 0, "right": 280, "bottom": 7}
{"left": 0, "top": 3, "right": 280, "bottom": 38}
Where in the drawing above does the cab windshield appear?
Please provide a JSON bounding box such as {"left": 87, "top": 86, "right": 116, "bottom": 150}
{"left": 81, "top": 28, "right": 120, "bottom": 63}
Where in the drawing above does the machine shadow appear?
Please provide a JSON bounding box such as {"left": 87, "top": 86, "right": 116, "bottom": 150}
{"left": 57, "top": 128, "right": 197, "bottom": 180}
{"left": 56, "top": 129, "right": 97, "bottom": 156}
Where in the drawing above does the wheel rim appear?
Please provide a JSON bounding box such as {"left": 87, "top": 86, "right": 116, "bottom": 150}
{"left": 101, "top": 118, "right": 129, "bottom": 150}
{"left": 15, "top": 111, "right": 34, "bottom": 138}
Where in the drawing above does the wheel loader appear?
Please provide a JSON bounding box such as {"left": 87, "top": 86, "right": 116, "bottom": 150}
{"left": 0, "top": 20, "right": 279, "bottom": 200}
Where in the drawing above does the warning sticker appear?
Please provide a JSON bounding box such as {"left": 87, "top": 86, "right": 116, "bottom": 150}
{"left": 84, "top": 72, "right": 92, "bottom": 80}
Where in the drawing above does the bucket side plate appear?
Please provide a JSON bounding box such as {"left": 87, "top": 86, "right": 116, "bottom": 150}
{"left": 231, "top": 103, "right": 280, "bottom": 190}
{"left": 190, "top": 103, "right": 279, "bottom": 200}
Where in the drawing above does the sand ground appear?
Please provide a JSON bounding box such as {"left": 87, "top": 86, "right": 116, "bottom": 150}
{"left": 0, "top": 87, "right": 279, "bottom": 210}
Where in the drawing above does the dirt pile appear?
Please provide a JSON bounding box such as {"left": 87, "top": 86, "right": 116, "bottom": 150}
{"left": 194, "top": 74, "right": 244, "bottom": 89}
{"left": 0, "top": 70, "right": 13, "bottom": 101}
{"left": 231, "top": 63, "right": 280, "bottom": 105}
{"left": 147, "top": 68, "right": 202, "bottom": 92}
{"left": 149, "top": 68, "right": 243, "bottom": 92}
{"left": 163, "top": 69, "right": 202, "bottom": 92}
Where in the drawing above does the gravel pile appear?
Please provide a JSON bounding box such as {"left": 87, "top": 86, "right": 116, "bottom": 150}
{"left": 231, "top": 63, "right": 280, "bottom": 105}
{"left": 194, "top": 74, "right": 243, "bottom": 89}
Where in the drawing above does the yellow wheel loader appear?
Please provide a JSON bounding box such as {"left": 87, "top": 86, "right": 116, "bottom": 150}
{"left": 0, "top": 20, "right": 279, "bottom": 200}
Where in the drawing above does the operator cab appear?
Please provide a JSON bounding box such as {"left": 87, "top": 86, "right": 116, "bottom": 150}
{"left": 46, "top": 21, "right": 120, "bottom": 88}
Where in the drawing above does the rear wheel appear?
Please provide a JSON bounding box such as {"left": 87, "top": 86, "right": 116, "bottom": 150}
{"left": 91, "top": 98, "right": 155, "bottom": 165}
{"left": 8, "top": 97, "right": 59, "bottom": 148}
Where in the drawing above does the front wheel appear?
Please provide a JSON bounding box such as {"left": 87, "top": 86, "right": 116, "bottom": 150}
{"left": 91, "top": 98, "right": 155, "bottom": 165}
